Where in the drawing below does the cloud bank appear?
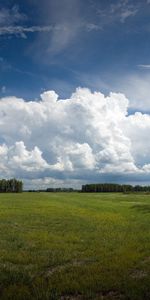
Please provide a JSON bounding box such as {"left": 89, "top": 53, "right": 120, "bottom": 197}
{"left": 0, "top": 88, "right": 150, "bottom": 188}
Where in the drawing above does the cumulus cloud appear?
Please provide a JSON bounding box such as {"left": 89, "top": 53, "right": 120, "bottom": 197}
{"left": 0, "top": 88, "right": 150, "bottom": 188}
{"left": 0, "top": 141, "right": 49, "bottom": 174}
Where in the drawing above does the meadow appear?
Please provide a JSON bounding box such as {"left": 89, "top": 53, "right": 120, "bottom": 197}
{"left": 0, "top": 192, "right": 149, "bottom": 300}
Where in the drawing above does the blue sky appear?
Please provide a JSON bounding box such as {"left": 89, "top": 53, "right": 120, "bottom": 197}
{"left": 1, "top": 0, "right": 150, "bottom": 102}
{"left": 0, "top": 0, "right": 150, "bottom": 188}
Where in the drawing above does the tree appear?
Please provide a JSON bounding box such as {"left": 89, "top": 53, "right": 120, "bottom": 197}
{"left": 0, "top": 178, "right": 23, "bottom": 193}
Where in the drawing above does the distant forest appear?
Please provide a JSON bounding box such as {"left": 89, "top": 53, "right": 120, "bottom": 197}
{"left": 82, "top": 183, "right": 150, "bottom": 193}
{"left": 0, "top": 179, "right": 23, "bottom": 193}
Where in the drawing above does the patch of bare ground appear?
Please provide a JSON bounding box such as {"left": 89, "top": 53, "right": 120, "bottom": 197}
{"left": 130, "top": 269, "right": 147, "bottom": 279}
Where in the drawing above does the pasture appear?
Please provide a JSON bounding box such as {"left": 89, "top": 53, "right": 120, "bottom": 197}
{"left": 0, "top": 192, "right": 149, "bottom": 299}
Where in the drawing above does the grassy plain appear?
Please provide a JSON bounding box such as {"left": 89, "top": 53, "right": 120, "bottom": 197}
{"left": 0, "top": 192, "right": 150, "bottom": 299}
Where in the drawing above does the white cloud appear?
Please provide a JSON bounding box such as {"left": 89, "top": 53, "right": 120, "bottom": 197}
{"left": 122, "top": 112, "right": 150, "bottom": 166}
{"left": 0, "top": 142, "right": 49, "bottom": 174}
{"left": 0, "top": 88, "right": 150, "bottom": 188}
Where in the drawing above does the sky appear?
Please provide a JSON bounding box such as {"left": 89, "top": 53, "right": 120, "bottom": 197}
{"left": 0, "top": 0, "right": 150, "bottom": 189}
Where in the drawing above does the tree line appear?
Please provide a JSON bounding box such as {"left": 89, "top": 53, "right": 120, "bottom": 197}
{"left": 27, "top": 188, "right": 75, "bottom": 192}
{"left": 0, "top": 179, "right": 23, "bottom": 193}
{"left": 82, "top": 183, "right": 150, "bottom": 193}
{"left": 46, "top": 188, "right": 75, "bottom": 192}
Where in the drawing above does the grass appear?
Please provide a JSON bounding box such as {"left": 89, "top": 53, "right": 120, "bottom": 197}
{"left": 0, "top": 192, "right": 149, "bottom": 300}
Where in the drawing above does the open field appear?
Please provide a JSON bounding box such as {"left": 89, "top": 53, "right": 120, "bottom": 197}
{"left": 0, "top": 192, "right": 150, "bottom": 300}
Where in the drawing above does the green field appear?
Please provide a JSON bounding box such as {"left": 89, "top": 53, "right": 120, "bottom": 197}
{"left": 0, "top": 192, "right": 150, "bottom": 300}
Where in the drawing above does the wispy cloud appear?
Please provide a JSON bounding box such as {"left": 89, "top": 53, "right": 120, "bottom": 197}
{"left": 1, "top": 86, "right": 6, "bottom": 93}
{"left": 85, "top": 22, "right": 101, "bottom": 32}
{"left": 0, "top": 22, "right": 100, "bottom": 39}
{"left": 97, "top": 0, "right": 139, "bottom": 26}
{"left": 0, "top": 5, "right": 26, "bottom": 26}
{"left": 0, "top": 3, "right": 101, "bottom": 40}
{"left": 120, "top": 8, "right": 138, "bottom": 23}
{"left": 0, "top": 25, "right": 54, "bottom": 38}
{"left": 137, "top": 64, "right": 150, "bottom": 69}
{"left": 110, "top": 72, "right": 150, "bottom": 111}
{"left": 0, "top": 1, "right": 138, "bottom": 54}
{"left": 0, "top": 1, "right": 102, "bottom": 57}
